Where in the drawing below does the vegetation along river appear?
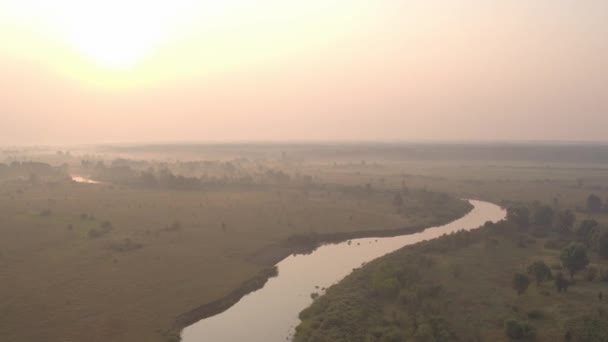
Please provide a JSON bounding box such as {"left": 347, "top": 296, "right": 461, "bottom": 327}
{"left": 181, "top": 199, "right": 506, "bottom": 342}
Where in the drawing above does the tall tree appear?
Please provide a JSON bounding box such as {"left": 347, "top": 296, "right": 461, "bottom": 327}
{"left": 527, "top": 261, "right": 552, "bottom": 286}
{"left": 512, "top": 273, "right": 530, "bottom": 296}
{"left": 560, "top": 243, "right": 590, "bottom": 280}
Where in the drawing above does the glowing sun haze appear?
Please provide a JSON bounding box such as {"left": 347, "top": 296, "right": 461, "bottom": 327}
{"left": 0, "top": 0, "right": 607, "bottom": 144}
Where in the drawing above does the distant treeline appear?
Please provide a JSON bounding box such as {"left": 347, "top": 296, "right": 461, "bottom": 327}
{"left": 100, "top": 142, "right": 608, "bottom": 164}
{"left": 82, "top": 159, "right": 312, "bottom": 190}
{"left": 0, "top": 161, "right": 67, "bottom": 181}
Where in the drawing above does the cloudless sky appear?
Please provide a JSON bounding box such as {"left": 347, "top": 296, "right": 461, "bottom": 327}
{"left": 0, "top": 0, "right": 607, "bottom": 144}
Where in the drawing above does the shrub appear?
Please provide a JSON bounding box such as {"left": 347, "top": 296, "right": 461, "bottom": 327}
{"left": 555, "top": 272, "right": 570, "bottom": 292}
{"left": 512, "top": 273, "right": 530, "bottom": 296}
{"left": 504, "top": 319, "right": 534, "bottom": 340}
{"left": 527, "top": 310, "right": 544, "bottom": 320}
{"left": 527, "top": 261, "right": 552, "bottom": 286}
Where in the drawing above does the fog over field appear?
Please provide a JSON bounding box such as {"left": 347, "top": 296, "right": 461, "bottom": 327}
{"left": 1, "top": 1, "right": 608, "bottom": 342}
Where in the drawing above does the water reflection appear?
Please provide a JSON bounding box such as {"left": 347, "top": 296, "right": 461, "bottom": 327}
{"left": 71, "top": 175, "right": 101, "bottom": 184}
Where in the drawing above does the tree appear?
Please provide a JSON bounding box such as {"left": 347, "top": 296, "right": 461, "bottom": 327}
{"left": 575, "top": 219, "right": 599, "bottom": 246}
{"left": 506, "top": 206, "right": 530, "bottom": 228}
{"left": 512, "top": 273, "right": 530, "bottom": 296}
{"left": 504, "top": 319, "right": 534, "bottom": 340}
{"left": 587, "top": 194, "right": 603, "bottom": 213}
{"left": 560, "top": 243, "right": 590, "bottom": 280}
{"left": 556, "top": 210, "right": 576, "bottom": 234}
{"left": 527, "top": 261, "right": 552, "bottom": 286}
{"left": 554, "top": 272, "right": 569, "bottom": 292}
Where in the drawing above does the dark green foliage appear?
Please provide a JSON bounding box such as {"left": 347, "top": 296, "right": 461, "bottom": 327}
{"left": 504, "top": 319, "right": 534, "bottom": 340}
{"left": 560, "top": 243, "right": 590, "bottom": 280}
{"left": 512, "top": 273, "right": 530, "bottom": 296}
{"left": 587, "top": 194, "right": 603, "bottom": 213}
{"left": 527, "top": 261, "right": 552, "bottom": 286}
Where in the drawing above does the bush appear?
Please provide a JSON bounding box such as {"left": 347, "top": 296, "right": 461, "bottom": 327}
{"left": 527, "top": 261, "right": 552, "bottom": 286}
{"left": 527, "top": 310, "right": 545, "bottom": 320}
{"left": 512, "top": 273, "right": 530, "bottom": 296}
{"left": 504, "top": 319, "right": 534, "bottom": 340}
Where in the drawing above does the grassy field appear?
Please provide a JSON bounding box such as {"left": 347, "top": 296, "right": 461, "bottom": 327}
{"left": 0, "top": 174, "right": 467, "bottom": 342}
{"left": 2, "top": 143, "right": 608, "bottom": 341}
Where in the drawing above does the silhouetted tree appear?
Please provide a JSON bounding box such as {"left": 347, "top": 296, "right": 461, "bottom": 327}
{"left": 512, "top": 273, "right": 530, "bottom": 296}
{"left": 555, "top": 272, "right": 569, "bottom": 292}
{"left": 527, "top": 261, "right": 552, "bottom": 286}
{"left": 556, "top": 210, "right": 576, "bottom": 234}
{"left": 575, "top": 219, "right": 599, "bottom": 246}
{"left": 560, "top": 243, "right": 589, "bottom": 280}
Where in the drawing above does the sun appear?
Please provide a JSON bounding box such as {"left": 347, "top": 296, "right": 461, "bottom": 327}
{"left": 25, "top": 0, "right": 208, "bottom": 68}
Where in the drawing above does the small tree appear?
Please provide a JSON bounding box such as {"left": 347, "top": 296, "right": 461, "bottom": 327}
{"left": 555, "top": 272, "right": 569, "bottom": 292}
{"left": 527, "top": 261, "right": 552, "bottom": 286}
{"left": 512, "top": 273, "right": 530, "bottom": 296}
{"left": 556, "top": 210, "right": 576, "bottom": 234}
{"left": 560, "top": 243, "right": 590, "bottom": 280}
{"left": 587, "top": 194, "right": 603, "bottom": 213}
{"left": 575, "top": 219, "right": 599, "bottom": 246}
{"left": 504, "top": 319, "right": 534, "bottom": 340}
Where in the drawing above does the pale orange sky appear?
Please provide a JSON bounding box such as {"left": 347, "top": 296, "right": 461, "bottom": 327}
{"left": 0, "top": 1, "right": 607, "bottom": 145}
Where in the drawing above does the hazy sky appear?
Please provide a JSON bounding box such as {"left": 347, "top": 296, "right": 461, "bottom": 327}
{"left": 0, "top": 0, "right": 607, "bottom": 144}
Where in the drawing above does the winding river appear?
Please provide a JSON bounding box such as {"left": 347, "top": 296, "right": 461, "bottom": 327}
{"left": 181, "top": 200, "right": 505, "bottom": 342}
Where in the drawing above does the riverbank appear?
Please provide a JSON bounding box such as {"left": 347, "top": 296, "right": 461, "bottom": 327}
{"left": 172, "top": 199, "right": 473, "bottom": 340}
{"left": 295, "top": 213, "right": 608, "bottom": 341}
{"left": 249, "top": 202, "right": 473, "bottom": 266}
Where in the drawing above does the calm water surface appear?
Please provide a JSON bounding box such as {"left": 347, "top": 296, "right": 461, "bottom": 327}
{"left": 181, "top": 200, "right": 506, "bottom": 342}
{"left": 71, "top": 175, "right": 101, "bottom": 184}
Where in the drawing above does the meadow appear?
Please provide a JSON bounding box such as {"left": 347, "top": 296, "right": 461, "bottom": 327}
{"left": 1, "top": 143, "right": 608, "bottom": 341}
{"left": 0, "top": 147, "right": 469, "bottom": 342}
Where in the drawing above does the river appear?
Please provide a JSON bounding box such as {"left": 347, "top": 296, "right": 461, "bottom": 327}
{"left": 181, "top": 199, "right": 506, "bottom": 342}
